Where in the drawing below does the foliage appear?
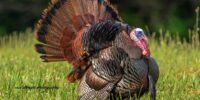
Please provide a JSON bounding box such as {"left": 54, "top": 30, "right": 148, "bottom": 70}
{"left": 0, "top": 0, "right": 48, "bottom": 36}
{"left": 117, "top": 0, "right": 199, "bottom": 39}
{"left": 0, "top": 0, "right": 199, "bottom": 38}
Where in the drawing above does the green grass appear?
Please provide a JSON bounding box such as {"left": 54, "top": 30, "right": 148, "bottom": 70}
{"left": 0, "top": 30, "right": 77, "bottom": 100}
{"left": 0, "top": 7, "right": 200, "bottom": 100}
{"left": 0, "top": 29, "right": 199, "bottom": 100}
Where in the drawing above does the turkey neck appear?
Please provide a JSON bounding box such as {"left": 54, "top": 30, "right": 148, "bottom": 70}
{"left": 114, "top": 31, "right": 142, "bottom": 59}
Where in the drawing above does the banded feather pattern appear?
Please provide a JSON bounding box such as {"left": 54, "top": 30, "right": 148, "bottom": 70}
{"left": 78, "top": 44, "right": 158, "bottom": 99}
{"left": 91, "top": 47, "right": 126, "bottom": 82}
{"left": 115, "top": 59, "right": 149, "bottom": 96}
{"left": 35, "top": 0, "right": 122, "bottom": 82}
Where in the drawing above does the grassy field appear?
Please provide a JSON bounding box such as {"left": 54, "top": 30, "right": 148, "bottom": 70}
{"left": 0, "top": 28, "right": 200, "bottom": 100}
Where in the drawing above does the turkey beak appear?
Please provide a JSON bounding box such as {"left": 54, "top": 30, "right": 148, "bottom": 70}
{"left": 138, "top": 39, "right": 150, "bottom": 58}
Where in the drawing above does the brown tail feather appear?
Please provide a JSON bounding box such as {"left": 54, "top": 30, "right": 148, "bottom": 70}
{"left": 35, "top": 0, "right": 122, "bottom": 82}
{"left": 35, "top": 44, "right": 63, "bottom": 56}
{"left": 40, "top": 55, "right": 65, "bottom": 62}
{"left": 35, "top": 32, "right": 61, "bottom": 47}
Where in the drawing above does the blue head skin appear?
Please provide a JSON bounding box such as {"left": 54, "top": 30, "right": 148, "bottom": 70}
{"left": 130, "top": 28, "right": 150, "bottom": 58}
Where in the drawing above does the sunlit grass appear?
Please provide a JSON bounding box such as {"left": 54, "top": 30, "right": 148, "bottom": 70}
{"left": 0, "top": 29, "right": 78, "bottom": 100}
{"left": 0, "top": 28, "right": 199, "bottom": 100}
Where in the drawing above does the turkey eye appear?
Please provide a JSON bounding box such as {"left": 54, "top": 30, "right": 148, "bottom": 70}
{"left": 130, "top": 28, "right": 145, "bottom": 41}
{"left": 136, "top": 31, "right": 144, "bottom": 38}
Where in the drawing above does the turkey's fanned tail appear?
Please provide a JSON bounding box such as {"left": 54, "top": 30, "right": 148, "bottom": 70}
{"left": 35, "top": 0, "right": 122, "bottom": 82}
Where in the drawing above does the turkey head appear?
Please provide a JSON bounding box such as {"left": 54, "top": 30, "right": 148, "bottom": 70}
{"left": 130, "top": 28, "right": 150, "bottom": 58}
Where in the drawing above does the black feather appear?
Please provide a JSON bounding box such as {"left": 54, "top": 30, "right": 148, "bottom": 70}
{"left": 106, "top": 6, "right": 119, "bottom": 21}
{"left": 38, "top": 25, "right": 48, "bottom": 35}
{"left": 35, "top": 44, "right": 46, "bottom": 54}
{"left": 36, "top": 34, "right": 47, "bottom": 43}
{"left": 83, "top": 20, "right": 122, "bottom": 53}
{"left": 98, "top": 0, "right": 104, "bottom": 4}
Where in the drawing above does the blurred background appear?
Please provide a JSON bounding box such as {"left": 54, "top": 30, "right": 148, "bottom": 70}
{"left": 0, "top": 0, "right": 199, "bottom": 39}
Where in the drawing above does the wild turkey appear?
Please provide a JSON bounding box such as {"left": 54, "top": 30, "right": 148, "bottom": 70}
{"left": 35, "top": 0, "right": 159, "bottom": 100}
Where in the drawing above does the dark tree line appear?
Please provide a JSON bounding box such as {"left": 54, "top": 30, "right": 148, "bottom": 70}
{"left": 0, "top": 0, "right": 199, "bottom": 37}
